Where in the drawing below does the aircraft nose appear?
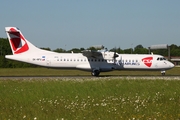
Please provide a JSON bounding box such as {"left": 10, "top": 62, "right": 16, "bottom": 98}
{"left": 169, "top": 62, "right": 174, "bottom": 68}
{"left": 171, "top": 63, "right": 175, "bottom": 68}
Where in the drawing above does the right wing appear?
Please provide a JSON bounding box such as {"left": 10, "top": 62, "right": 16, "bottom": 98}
{"left": 82, "top": 50, "right": 103, "bottom": 58}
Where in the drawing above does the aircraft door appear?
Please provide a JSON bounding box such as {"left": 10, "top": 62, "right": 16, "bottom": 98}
{"left": 46, "top": 59, "right": 51, "bottom": 66}
{"left": 155, "top": 62, "right": 158, "bottom": 68}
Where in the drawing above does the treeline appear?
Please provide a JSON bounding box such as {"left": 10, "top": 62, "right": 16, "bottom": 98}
{"left": 1, "top": 38, "right": 180, "bottom": 68}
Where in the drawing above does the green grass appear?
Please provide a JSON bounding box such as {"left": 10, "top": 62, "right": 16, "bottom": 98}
{"left": 0, "top": 67, "right": 180, "bottom": 76}
{"left": 0, "top": 78, "right": 180, "bottom": 119}
{"left": 0, "top": 67, "right": 180, "bottom": 119}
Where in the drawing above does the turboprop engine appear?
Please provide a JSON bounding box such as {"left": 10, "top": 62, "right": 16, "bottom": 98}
{"left": 102, "top": 51, "right": 119, "bottom": 60}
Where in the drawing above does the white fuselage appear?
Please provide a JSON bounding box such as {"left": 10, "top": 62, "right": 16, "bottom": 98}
{"left": 5, "top": 50, "right": 174, "bottom": 72}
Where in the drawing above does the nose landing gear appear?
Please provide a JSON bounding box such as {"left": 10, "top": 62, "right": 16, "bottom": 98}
{"left": 161, "top": 70, "right": 165, "bottom": 75}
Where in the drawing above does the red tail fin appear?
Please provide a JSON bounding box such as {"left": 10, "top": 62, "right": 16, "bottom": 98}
{"left": 6, "top": 27, "right": 29, "bottom": 54}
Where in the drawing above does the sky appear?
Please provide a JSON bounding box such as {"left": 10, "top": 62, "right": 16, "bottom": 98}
{"left": 0, "top": 0, "right": 180, "bottom": 50}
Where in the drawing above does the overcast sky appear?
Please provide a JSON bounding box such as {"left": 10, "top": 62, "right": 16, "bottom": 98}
{"left": 1, "top": 0, "right": 180, "bottom": 50}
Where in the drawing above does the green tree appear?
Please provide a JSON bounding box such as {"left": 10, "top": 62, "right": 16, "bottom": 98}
{"left": 169, "top": 44, "right": 180, "bottom": 56}
{"left": 124, "top": 48, "right": 132, "bottom": 54}
{"left": 41, "top": 47, "right": 51, "bottom": 51}
{"left": 109, "top": 47, "right": 124, "bottom": 54}
{"left": 80, "top": 47, "right": 85, "bottom": 51}
{"left": 68, "top": 48, "right": 81, "bottom": 53}
{"left": 0, "top": 38, "right": 12, "bottom": 55}
{"left": 134, "top": 44, "right": 149, "bottom": 54}
{"left": 53, "top": 48, "right": 66, "bottom": 53}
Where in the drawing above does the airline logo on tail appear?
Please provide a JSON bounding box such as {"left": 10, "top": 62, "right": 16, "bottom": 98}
{"left": 8, "top": 28, "right": 29, "bottom": 54}
{"left": 142, "top": 57, "right": 153, "bottom": 67}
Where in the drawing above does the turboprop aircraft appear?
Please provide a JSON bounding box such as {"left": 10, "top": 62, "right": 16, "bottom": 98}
{"left": 5, "top": 27, "right": 174, "bottom": 76}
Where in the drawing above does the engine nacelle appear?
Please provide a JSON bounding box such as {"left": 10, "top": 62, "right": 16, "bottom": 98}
{"left": 102, "top": 51, "right": 118, "bottom": 60}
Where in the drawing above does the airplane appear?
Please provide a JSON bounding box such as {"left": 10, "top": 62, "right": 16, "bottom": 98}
{"left": 5, "top": 27, "right": 174, "bottom": 76}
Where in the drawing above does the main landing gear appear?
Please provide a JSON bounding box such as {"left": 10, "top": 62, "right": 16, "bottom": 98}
{"left": 91, "top": 69, "right": 100, "bottom": 77}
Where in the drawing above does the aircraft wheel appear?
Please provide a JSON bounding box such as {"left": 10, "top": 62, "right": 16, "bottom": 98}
{"left": 161, "top": 71, "right": 165, "bottom": 76}
{"left": 161, "top": 73, "right": 165, "bottom": 76}
{"left": 91, "top": 70, "right": 100, "bottom": 76}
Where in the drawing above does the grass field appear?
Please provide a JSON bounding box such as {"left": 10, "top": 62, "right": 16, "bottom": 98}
{"left": 0, "top": 68, "right": 180, "bottom": 119}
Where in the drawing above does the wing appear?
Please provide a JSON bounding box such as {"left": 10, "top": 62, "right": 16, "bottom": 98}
{"left": 82, "top": 50, "right": 103, "bottom": 58}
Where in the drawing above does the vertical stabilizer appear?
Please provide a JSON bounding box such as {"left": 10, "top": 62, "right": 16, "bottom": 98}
{"left": 5, "top": 27, "right": 39, "bottom": 54}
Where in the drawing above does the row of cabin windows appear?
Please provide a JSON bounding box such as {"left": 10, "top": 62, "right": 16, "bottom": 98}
{"left": 57, "top": 58, "right": 107, "bottom": 62}
{"left": 56, "top": 58, "right": 139, "bottom": 63}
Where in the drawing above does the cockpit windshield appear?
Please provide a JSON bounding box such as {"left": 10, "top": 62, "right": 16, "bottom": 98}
{"left": 157, "top": 57, "right": 166, "bottom": 61}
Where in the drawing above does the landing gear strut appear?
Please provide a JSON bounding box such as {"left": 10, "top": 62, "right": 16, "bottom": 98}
{"left": 161, "top": 70, "right": 165, "bottom": 76}
{"left": 91, "top": 70, "right": 100, "bottom": 76}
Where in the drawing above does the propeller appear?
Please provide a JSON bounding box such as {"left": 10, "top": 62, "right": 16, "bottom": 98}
{"left": 113, "top": 47, "right": 119, "bottom": 64}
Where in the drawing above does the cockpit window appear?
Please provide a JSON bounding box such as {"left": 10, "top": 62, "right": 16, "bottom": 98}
{"left": 157, "top": 57, "right": 166, "bottom": 61}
